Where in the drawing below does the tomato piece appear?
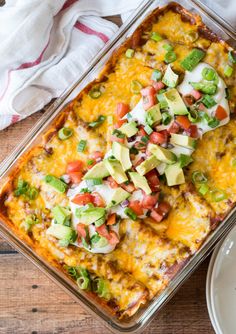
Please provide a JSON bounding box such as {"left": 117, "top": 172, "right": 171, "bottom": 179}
{"left": 151, "top": 80, "right": 165, "bottom": 92}
{"left": 114, "top": 119, "right": 127, "bottom": 129}
{"left": 106, "top": 176, "right": 119, "bottom": 189}
{"left": 110, "top": 134, "right": 125, "bottom": 144}
{"left": 149, "top": 131, "right": 166, "bottom": 145}
{"left": 175, "top": 115, "right": 191, "bottom": 130}
{"left": 108, "top": 231, "right": 120, "bottom": 245}
{"left": 146, "top": 170, "right": 160, "bottom": 192}
{"left": 138, "top": 126, "right": 147, "bottom": 137}
{"left": 116, "top": 102, "right": 130, "bottom": 119}
{"left": 141, "top": 86, "right": 156, "bottom": 96}
{"left": 66, "top": 160, "right": 84, "bottom": 173}
{"left": 121, "top": 182, "right": 136, "bottom": 193}
{"left": 92, "top": 192, "right": 105, "bottom": 207}
{"left": 129, "top": 200, "right": 144, "bottom": 216}
{"left": 198, "top": 102, "right": 205, "bottom": 111}
{"left": 69, "top": 171, "right": 83, "bottom": 184}
{"left": 150, "top": 209, "right": 163, "bottom": 222}
{"left": 72, "top": 193, "right": 94, "bottom": 205}
{"left": 107, "top": 213, "right": 117, "bottom": 226}
{"left": 190, "top": 89, "right": 202, "bottom": 100}
{"left": 141, "top": 193, "right": 159, "bottom": 209}
{"left": 134, "top": 157, "right": 145, "bottom": 168}
{"left": 187, "top": 124, "right": 199, "bottom": 138}
{"left": 96, "top": 224, "right": 110, "bottom": 239}
{"left": 158, "top": 201, "right": 171, "bottom": 216}
{"left": 183, "top": 95, "right": 195, "bottom": 106}
{"left": 168, "top": 122, "right": 180, "bottom": 134}
{"left": 215, "top": 105, "right": 228, "bottom": 121}
{"left": 142, "top": 94, "right": 156, "bottom": 110}
{"left": 90, "top": 151, "right": 103, "bottom": 161}
{"left": 77, "top": 223, "right": 87, "bottom": 238}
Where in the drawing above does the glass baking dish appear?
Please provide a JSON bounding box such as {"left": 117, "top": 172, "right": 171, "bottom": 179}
{"left": 0, "top": 0, "right": 236, "bottom": 332}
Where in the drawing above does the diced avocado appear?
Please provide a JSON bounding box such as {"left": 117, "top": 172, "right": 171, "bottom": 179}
{"left": 107, "top": 187, "right": 130, "bottom": 208}
{"left": 76, "top": 206, "right": 105, "bottom": 225}
{"left": 47, "top": 224, "right": 74, "bottom": 241}
{"left": 170, "top": 133, "right": 197, "bottom": 149}
{"left": 180, "top": 48, "right": 205, "bottom": 71}
{"left": 165, "top": 163, "right": 185, "bottom": 186}
{"left": 163, "top": 88, "right": 188, "bottom": 115}
{"left": 112, "top": 142, "right": 132, "bottom": 171}
{"left": 84, "top": 161, "right": 110, "bottom": 180}
{"left": 104, "top": 159, "right": 128, "bottom": 184}
{"left": 148, "top": 143, "right": 177, "bottom": 164}
{"left": 119, "top": 121, "right": 138, "bottom": 137}
{"left": 145, "top": 104, "right": 162, "bottom": 126}
{"left": 91, "top": 234, "right": 108, "bottom": 248}
{"left": 162, "top": 64, "right": 179, "bottom": 88}
{"left": 129, "top": 172, "right": 151, "bottom": 195}
{"left": 52, "top": 205, "right": 71, "bottom": 225}
{"left": 136, "top": 155, "right": 160, "bottom": 175}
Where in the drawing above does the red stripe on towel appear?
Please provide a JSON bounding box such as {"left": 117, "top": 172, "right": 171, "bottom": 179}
{"left": 11, "top": 115, "right": 21, "bottom": 124}
{"left": 74, "top": 21, "right": 109, "bottom": 43}
{"left": 61, "top": 0, "right": 78, "bottom": 11}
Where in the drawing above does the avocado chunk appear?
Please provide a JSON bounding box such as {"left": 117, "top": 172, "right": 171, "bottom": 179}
{"left": 52, "top": 205, "right": 71, "bottom": 225}
{"left": 47, "top": 224, "right": 74, "bottom": 241}
{"left": 162, "top": 64, "right": 179, "bottom": 88}
{"left": 104, "top": 159, "right": 128, "bottom": 184}
{"left": 145, "top": 104, "right": 162, "bottom": 126}
{"left": 84, "top": 161, "right": 110, "bottom": 180}
{"left": 107, "top": 187, "right": 130, "bottom": 208}
{"left": 136, "top": 155, "right": 160, "bottom": 175}
{"left": 165, "top": 163, "right": 185, "bottom": 186}
{"left": 148, "top": 143, "right": 177, "bottom": 164}
{"left": 119, "top": 121, "right": 138, "bottom": 137}
{"left": 112, "top": 142, "right": 132, "bottom": 171}
{"left": 170, "top": 133, "right": 197, "bottom": 149}
{"left": 76, "top": 206, "right": 106, "bottom": 225}
{"left": 163, "top": 88, "right": 188, "bottom": 115}
{"left": 129, "top": 172, "right": 151, "bottom": 195}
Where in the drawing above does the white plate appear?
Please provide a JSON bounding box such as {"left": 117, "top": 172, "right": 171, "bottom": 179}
{"left": 206, "top": 225, "right": 236, "bottom": 334}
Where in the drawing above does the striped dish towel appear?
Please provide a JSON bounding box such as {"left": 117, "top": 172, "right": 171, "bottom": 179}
{"left": 0, "top": 0, "right": 143, "bottom": 130}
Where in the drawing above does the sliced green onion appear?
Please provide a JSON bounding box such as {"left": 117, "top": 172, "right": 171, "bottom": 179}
{"left": 210, "top": 189, "right": 227, "bottom": 202}
{"left": 141, "top": 135, "right": 149, "bottom": 143}
{"left": 130, "top": 147, "right": 139, "bottom": 155}
{"left": 86, "top": 178, "right": 103, "bottom": 186}
{"left": 45, "top": 175, "right": 67, "bottom": 193}
{"left": 180, "top": 48, "right": 206, "bottom": 71}
{"left": 88, "top": 87, "right": 102, "bottom": 99}
{"left": 208, "top": 117, "right": 220, "bottom": 128}
{"left": 231, "top": 158, "right": 236, "bottom": 167}
{"left": 198, "top": 184, "right": 209, "bottom": 195}
{"left": 201, "top": 95, "right": 217, "bottom": 108}
{"left": 185, "top": 30, "right": 199, "bottom": 42}
{"left": 27, "top": 187, "right": 39, "bottom": 200}
{"left": 64, "top": 265, "right": 79, "bottom": 279}
{"left": 164, "top": 51, "right": 177, "bottom": 64}
{"left": 87, "top": 159, "right": 94, "bottom": 166}
{"left": 150, "top": 32, "right": 162, "bottom": 42}
{"left": 151, "top": 69, "right": 162, "bottom": 81}
{"left": 90, "top": 233, "right": 101, "bottom": 244}
{"left": 162, "top": 112, "right": 172, "bottom": 125}
{"left": 144, "top": 124, "right": 153, "bottom": 135}
{"left": 228, "top": 51, "right": 236, "bottom": 64}
{"left": 125, "top": 48, "right": 135, "bottom": 58}
{"left": 157, "top": 93, "right": 168, "bottom": 109}
{"left": 178, "top": 154, "right": 193, "bottom": 168}
{"left": 77, "top": 140, "right": 87, "bottom": 152}
{"left": 202, "top": 68, "right": 217, "bottom": 81}
{"left": 52, "top": 205, "right": 71, "bottom": 225}
{"left": 187, "top": 109, "right": 199, "bottom": 123}
{"left": 112, "top": 129, "right": 125, "bottom": 138}
{"left": 130, "top": 80, "right": 143, "bottom": 94}
{"left": 192, "top": 170, "right": 208, "bottom": 184}
{"left": 88, "top": 115, "right": 106, "bottom": 128}
{"left": 20, "top": 214, "right": 39, "bottom": 232}
{"left": 124, "top": 208, "right": 137, "bottom": 220}
{"left": 93, "top": 278, "right": 110, "bottom": 299}
{"left": 14, "top": 179, "right": 38, "bottom": 200}
{"left": 224, "top": 65, "right": 233, "bottom": 78}
{"left": 163, "top": 44, "right": 173, "bottom": 51}
{"left": 77, "top": 276, "right": 90, "bottom": 290}
{"left": 58, "top": 127, "right": 73, "bottom": 140}
{"left": 190, "top": 82, "right": 217, "bottom": 95}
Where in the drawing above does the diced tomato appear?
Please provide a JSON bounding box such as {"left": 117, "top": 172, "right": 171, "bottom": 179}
{"left": 69, "top": 171, "right": 83, "bottom": 184}
{"left": 110, "top": 135, "right": 125, "bottom": 144}
{"left": 187, "top": 124, "right": 199, "bottom": 138}
{"left": 66, "top": 160, "right": 84, "bottom": 173}
{"left": 151, "top": 80, "right": 165, "bottom": 92}
{"left": 183, "top": 95, "right": 195, "bottom": 106}
{"left": 141, "top": 193, "right": 159, "bottom": 209}
{"left": 198, "top": 102, "right": 205, "bottom": 111}
{"left": 150, "top": 209, "right": 163, "bottom": 222}
{"left": 215, "top": 105, "right": 228, "bottom": 121}
{"left": 108, "top": 231, "right": 120, "bottom": 245}
{"left": 129, "top": 200, "right": 144, "bottom": 216}
{"left": 158, "top": 201, "right": 171, "bottom": 216}
{"left": 114, "top": 119, "right": 127, "bottom": 129}
{"left": 134, "top": 157, "right": 145, "bottom": 168}
{"left": 106, "top": 176, "right": 118, "bottom": 189}
{"left": 149, "top": 131, "right": 166, "bottom": 145}
{"left": 90, "top": 151, "right": 103, "bottom": 162}
{"left": 107, "top": 213, "right": 117, "bottom": 226}
{"left": 146, "top": 170, "right": 160, "bottom": 192}
{"left": 77, "top": 223, "right": 87, "bottom": 238}
{"left": 116, "top": 102, "right": 130, "bottom": 119}
{"left": 141, "top": 86, "right": 156, "bottom": 96}
{"left": 175, "top": 115, "right": 191, "bottom": 130}
{"left": 92, "top": 192, "right": 105, "bottom": 207}
{"left": 138, "top": 126, "right": 147, "bottom": 137}
{"left": 168, "top": 122, "right": 180, "bottom": 134}
{"left": 96, "top": 224, "right": 110, "bottom": 239}
{"left": 190, "top": 89, "right": 202, "bottom": 100}
{"left": 143, "top": 94, "right": 156, "bottom": 110}
{"left": 72, "top": 193, "right": 94, "bottom": 205}
{"left": 121, "top": 182, "right": 136, "bottom": 193}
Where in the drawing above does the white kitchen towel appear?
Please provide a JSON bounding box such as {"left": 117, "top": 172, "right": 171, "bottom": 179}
{"left": 0, "top": 0, "right": 143, "bottom": 130}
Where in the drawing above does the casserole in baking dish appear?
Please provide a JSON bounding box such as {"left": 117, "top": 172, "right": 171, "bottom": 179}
{"left": 0, "top": 2, "right": 235, "bottom": 320}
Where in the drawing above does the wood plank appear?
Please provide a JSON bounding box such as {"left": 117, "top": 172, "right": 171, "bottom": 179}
{"left": 0, "top": 253, "right": 214, "bottom": 334}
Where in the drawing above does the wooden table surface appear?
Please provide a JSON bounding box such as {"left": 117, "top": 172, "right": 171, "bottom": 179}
{"left": 0, "top": 11, "right": 215, "bottom": 334}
